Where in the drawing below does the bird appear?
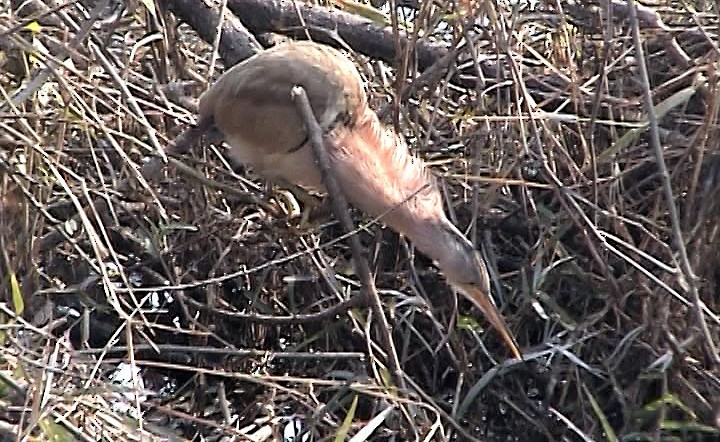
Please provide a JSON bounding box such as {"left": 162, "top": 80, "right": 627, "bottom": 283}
{"left": 196, "top": 40, "right": 521, "bottom": 359}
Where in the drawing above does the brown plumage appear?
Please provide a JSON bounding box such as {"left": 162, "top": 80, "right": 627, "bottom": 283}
{"left": 198, "top": 41, "right": 521, "bottom": 359}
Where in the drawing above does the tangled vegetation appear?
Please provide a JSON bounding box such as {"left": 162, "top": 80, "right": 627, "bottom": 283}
{"left": 1, "top": 0, "right": 719, "bottom": 440}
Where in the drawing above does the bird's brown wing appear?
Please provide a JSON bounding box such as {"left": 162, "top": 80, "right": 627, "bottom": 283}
{"left": 198, "top": 42, "right": 366, "bottom": 166}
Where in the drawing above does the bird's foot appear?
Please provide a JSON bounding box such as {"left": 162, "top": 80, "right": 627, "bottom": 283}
{"left": 267, "top": 185, "right": 330, "bottom": 234}
{"left": 292, "top": 198, "right": 333, "bottom": 234}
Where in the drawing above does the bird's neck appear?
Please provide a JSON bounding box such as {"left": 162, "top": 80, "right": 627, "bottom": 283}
{"left": 350, "top": 107, "right": 398, "bottom": 156}
{"left": 330, "top": 107, "right": 476, "bottom": 279}
{"left": 344, "top": 108, "right": 445, "bottom": 219}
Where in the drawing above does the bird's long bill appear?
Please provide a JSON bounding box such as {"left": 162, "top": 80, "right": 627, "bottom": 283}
{"left": 458, "top": 284, "right": 522, "bottom": 360}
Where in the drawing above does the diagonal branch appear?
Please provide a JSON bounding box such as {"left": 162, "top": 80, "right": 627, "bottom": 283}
{"left": 291, "top": 86, "right": 410, "bottom": 396}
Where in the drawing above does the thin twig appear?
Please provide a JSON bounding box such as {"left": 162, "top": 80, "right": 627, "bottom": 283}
{"left": 208, "top": 0, "right": 230, "bottom": 81}
{"left": 179, "top": 290, "right": 365, "bottom": 325}
{"left": 74, "top": 344, "right": 365, "bottom": 360}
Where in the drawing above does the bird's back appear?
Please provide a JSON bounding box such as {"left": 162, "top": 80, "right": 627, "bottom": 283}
{"left": 199, "top": 41, "right": 367, "bottom": 188}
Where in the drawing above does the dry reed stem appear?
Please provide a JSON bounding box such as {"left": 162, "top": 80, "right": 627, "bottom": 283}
{"left": 1, "top": 0, "right": 719, "bottom": 440}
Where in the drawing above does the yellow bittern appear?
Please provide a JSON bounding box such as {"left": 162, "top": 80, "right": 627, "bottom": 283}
{"left": 197, "top": 40, "right": 521, "bottom": 359}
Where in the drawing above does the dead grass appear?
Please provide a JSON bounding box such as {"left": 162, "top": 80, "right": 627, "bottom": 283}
{"left": 1, "top": 0, "right": 720, "bottom": 440}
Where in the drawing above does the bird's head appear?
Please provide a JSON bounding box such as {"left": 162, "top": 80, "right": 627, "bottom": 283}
{"left": 431, "top": 222, "right": 522, "bottom": 360}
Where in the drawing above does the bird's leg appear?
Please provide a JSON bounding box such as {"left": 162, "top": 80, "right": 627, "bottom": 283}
{"left": 224, "top": 160, "right": 326, "bottom": 228}
{"left": 221, "top": 156, "right": 310, "bottom": 222}
{"left": 298, "top": 195, "right": 333, "bottom": 230}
